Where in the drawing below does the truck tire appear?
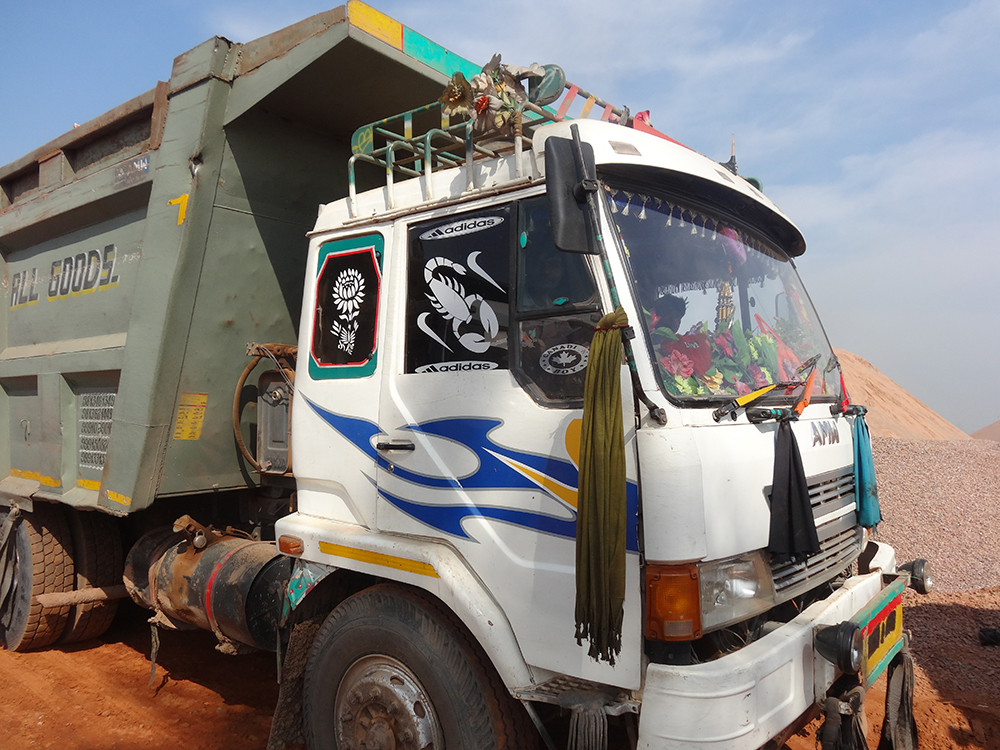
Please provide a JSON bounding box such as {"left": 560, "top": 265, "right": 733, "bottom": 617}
{"left": 0, "top": 504, "right": 75, "bottom": 651}
{"left": 60, "top": 510, "right": 124, "bottom": 643}
{"left": 303, "top": 583, "right": 536, "bottom": 750}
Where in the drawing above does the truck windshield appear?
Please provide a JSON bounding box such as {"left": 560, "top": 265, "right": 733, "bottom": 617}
{"left": 605, "top": 183, "right": 840, "bottom": 404}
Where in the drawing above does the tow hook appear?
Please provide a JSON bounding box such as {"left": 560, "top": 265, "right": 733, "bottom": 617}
{"left": 820, "top": 681, "right": 867, "bottom": 750}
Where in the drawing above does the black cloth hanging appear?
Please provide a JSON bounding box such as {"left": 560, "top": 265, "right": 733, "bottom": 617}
{"left": 877, "top": 642, "right": 918, "bottom": 750}
{"left": 768, "top": 420, "right": 820, "bottom": 563}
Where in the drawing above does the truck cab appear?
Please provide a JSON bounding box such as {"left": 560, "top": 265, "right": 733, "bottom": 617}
{"left": 276, "top": 87, "right": 916, "bottom": 748}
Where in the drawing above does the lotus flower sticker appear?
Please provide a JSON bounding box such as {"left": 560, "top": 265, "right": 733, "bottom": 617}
{"left": 330, "top": 268, "right": 365, "bottom": 354}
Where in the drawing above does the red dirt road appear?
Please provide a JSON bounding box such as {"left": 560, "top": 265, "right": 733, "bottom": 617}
{"left": 0, "top": 603, "right": 278, "bottom": 750}
{"left": 1, "top": 591, "right": 999, "bottom": 749}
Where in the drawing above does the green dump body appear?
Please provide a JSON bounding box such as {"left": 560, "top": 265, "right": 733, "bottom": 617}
{"left": 0, "top": 4, "right": 477, "bottom": 514}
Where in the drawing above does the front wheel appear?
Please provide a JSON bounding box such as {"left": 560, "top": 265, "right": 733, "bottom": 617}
{"left": 303, "top": 583, "right": 535, "bottom": 750}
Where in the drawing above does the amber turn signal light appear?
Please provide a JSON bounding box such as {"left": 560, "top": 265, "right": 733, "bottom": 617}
{"left": 278, "top": 535, "right": 304, "bottom": 555}
{"left": 645, "top": 563, "right": 702, "bottom": 641}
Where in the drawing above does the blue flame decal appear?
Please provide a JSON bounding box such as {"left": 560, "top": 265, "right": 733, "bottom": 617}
{"left": 377, "top": 486, "right": 578, "bottom": 541}
{"left": 303, "top": 396, "right": 638, "bottom": 550}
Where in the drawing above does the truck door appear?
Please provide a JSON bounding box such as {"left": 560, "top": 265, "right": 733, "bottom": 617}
{"left": 294, "top": 233, "right": 386, "bottom": 527}
{"left": 376, "top": 195, "right": 642, "bottom": 688}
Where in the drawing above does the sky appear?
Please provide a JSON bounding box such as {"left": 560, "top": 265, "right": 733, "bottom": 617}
{"left": 2, "top": 1, "right": 998, "bottom": 433}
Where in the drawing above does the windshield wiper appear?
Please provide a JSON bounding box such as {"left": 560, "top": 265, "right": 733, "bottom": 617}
{"left": 712, "top": 384, "right": 779, "bottom": 422}
{"left": 712, "top": 373, "right": 813, "bottom": 423}
{"left": 791, "top": 355, "right": 821, "bottom": 417}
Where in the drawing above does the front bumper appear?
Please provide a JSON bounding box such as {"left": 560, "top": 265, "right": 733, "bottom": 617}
{"left": 637, "top": 545, "right": 896, "bottom": 749}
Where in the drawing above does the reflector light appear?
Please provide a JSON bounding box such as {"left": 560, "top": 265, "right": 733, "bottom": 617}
{"left": 278, "top": 535, "right": 304, "bottom": 555}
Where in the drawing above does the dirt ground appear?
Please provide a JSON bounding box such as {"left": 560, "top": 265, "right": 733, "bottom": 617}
{"left": 1, "top": 589, "right": 998, "bottom": 749}
{"left": 787, "top": 588, "right": 1000, "bottom": 750}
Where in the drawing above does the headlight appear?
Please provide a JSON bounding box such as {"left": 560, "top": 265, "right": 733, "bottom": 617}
{"left": 699, "top": 552, "right": 775, "bottom": 633}
{"left": 815, "top": 621, "right": 863, "bottom": 673}
{"left": 645, "top": 552, "right": 776, "bottom": 642}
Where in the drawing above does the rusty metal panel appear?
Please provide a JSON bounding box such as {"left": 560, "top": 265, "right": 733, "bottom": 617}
{"left": 38, "top": 152, "right": 69, "bottom": 191}
{"left": 149, "top": 82, "right": 170, "bottom": 151}
{"left": 67, "top": 119, "right": 152, "bottom": 176}
{"left": 168, "top": 37, "right": 238, "bottom": 96}
{"left": 0, "top": 89, "right": 158, "bottom": 184}
{"left": 236, "top": 7, "right": 347, "bottom": 75}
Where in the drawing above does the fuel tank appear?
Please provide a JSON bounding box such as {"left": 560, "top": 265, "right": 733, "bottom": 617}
{"left": 124, "top": 516, "right": 290, "bottom": 651}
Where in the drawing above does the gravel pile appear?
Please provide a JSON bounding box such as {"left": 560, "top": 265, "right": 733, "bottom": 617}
{"left": 870, "top": 436, "right": 1000, "bottom": 592}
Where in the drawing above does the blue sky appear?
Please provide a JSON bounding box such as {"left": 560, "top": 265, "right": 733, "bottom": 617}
{"left": 2, "top": 1, "right": 998, "bottom": 433}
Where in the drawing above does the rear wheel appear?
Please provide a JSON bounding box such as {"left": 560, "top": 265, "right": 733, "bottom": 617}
{"left": 303, "top": 583, "right": 536, "bottom": 750}
{"left": 60, "top": 510, "right": 124, "bottom": 643}
{"left": 0, "top": 503, "right": 75, "bottom": 651}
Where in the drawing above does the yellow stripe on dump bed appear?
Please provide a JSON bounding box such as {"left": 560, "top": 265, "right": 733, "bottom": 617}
{"left": 347, "top": 1, "right": 403, "bottom": 50}
{"left": 11, "top": 468, "right": 60, "bottom": 488}
{"left": 346, "top": 0, "right": 480, "bottom": 80}
{"left": 319, "top": 541, "right": 439, "bottom": 578}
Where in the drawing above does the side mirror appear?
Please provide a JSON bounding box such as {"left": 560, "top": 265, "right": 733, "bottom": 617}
{"left": 528, "top": 64, "right": 566, "bottom": 107}
{"left": 545, "top": 135, "right": 600, "bottom": 255}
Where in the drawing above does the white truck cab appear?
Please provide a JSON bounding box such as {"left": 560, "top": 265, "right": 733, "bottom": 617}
{"left": 275, "top": 81, "right": 921, "bottom": 750}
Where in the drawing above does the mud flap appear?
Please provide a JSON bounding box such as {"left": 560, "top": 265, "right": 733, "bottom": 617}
{"left": 266, "top": 613, "right": 325, "bottom": 750}
{"left": 877, "top": 636, "right": 918, "bottom": 750}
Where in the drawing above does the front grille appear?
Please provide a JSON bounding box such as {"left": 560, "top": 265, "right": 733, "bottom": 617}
{"left": 770, "top": 467, "right": 862, "bottom": 602}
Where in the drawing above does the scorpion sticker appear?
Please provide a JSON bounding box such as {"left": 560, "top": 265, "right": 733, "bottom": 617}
{"left": 417, "top": 252, "right": 504, "bottom": 354}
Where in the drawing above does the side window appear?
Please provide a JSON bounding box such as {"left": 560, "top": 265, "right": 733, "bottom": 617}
{"left": 405, "top": 207, "right": 511, "bottom": 374}
{"left": 309, "top": 234, "right": 383, "bottom": 380}
{"left": 514, "top": 196, "right": 602, "bottom": 406}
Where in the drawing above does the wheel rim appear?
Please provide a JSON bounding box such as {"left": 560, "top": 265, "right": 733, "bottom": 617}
{"left": 334, "top": 654, "right": 443, "bottom": 750}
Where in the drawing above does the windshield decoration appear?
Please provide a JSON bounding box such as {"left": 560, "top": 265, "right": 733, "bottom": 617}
{"left": 406, "top": 207, "right": 510, "bottom": 374}
{"left": 418, "top": 254, "right": 502, "bottom": 355}
{"left": 607, "top": 186, "right": 841, "bottom": 403}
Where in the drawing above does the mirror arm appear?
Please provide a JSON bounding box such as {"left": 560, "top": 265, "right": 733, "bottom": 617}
{"left": 569, "top": 125, "right": 667, "bottom": 426}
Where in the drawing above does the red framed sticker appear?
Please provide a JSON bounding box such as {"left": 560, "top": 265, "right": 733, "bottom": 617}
{"left": 309, "top": 234, "right": 384, "bottom": 380}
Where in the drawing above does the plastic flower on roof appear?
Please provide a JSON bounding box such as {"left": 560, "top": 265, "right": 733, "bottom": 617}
{"left": 438, "top": 72, "right": 474, "bottom": 117}
{"left": 438, "top": 54, "right": 544, "bottom": 136}
{"left": 474, "top": 94, "right": 504, "bottom": 133}
{"left": 464, "top": 53, "right": 534, "bottom": 136}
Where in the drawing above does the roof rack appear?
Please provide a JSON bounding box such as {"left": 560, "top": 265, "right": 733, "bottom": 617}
{"left": 346, "top": 68, "right": 629, "bottom": 217}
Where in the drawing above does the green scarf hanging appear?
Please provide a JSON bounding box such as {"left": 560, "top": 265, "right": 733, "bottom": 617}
{"left": 574, "top": 306, "right": 628, "bottom": 665}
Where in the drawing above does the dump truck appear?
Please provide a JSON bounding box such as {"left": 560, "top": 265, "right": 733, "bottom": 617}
{"left": 0, "top": 3, "right": 931, "bottom": 749}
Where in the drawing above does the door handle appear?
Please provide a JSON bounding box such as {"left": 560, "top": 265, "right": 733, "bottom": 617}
{"left": 376, "top": 441, "right": 415, "bottom": 452}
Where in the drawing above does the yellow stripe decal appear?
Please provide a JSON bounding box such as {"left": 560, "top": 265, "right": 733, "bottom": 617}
{"left": 11, "top": 468, "right": 61, "bottom": 488}
{"left": 565, "top": 419, "right": 583, "bottom": 468}
{"left": 106, "top": 490, "right": 131, "bottom": 506}
{"left": 347, "top": 0, "right": 403, "bottom": 51}
{"left": 77, "top": 478, "right": 101, "bottom": 491}
{"left": 496, "top": 453, "right": 579, "bottom": 509}
{"left": 318, "top": 541, "right": 439, "bottom": 578}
